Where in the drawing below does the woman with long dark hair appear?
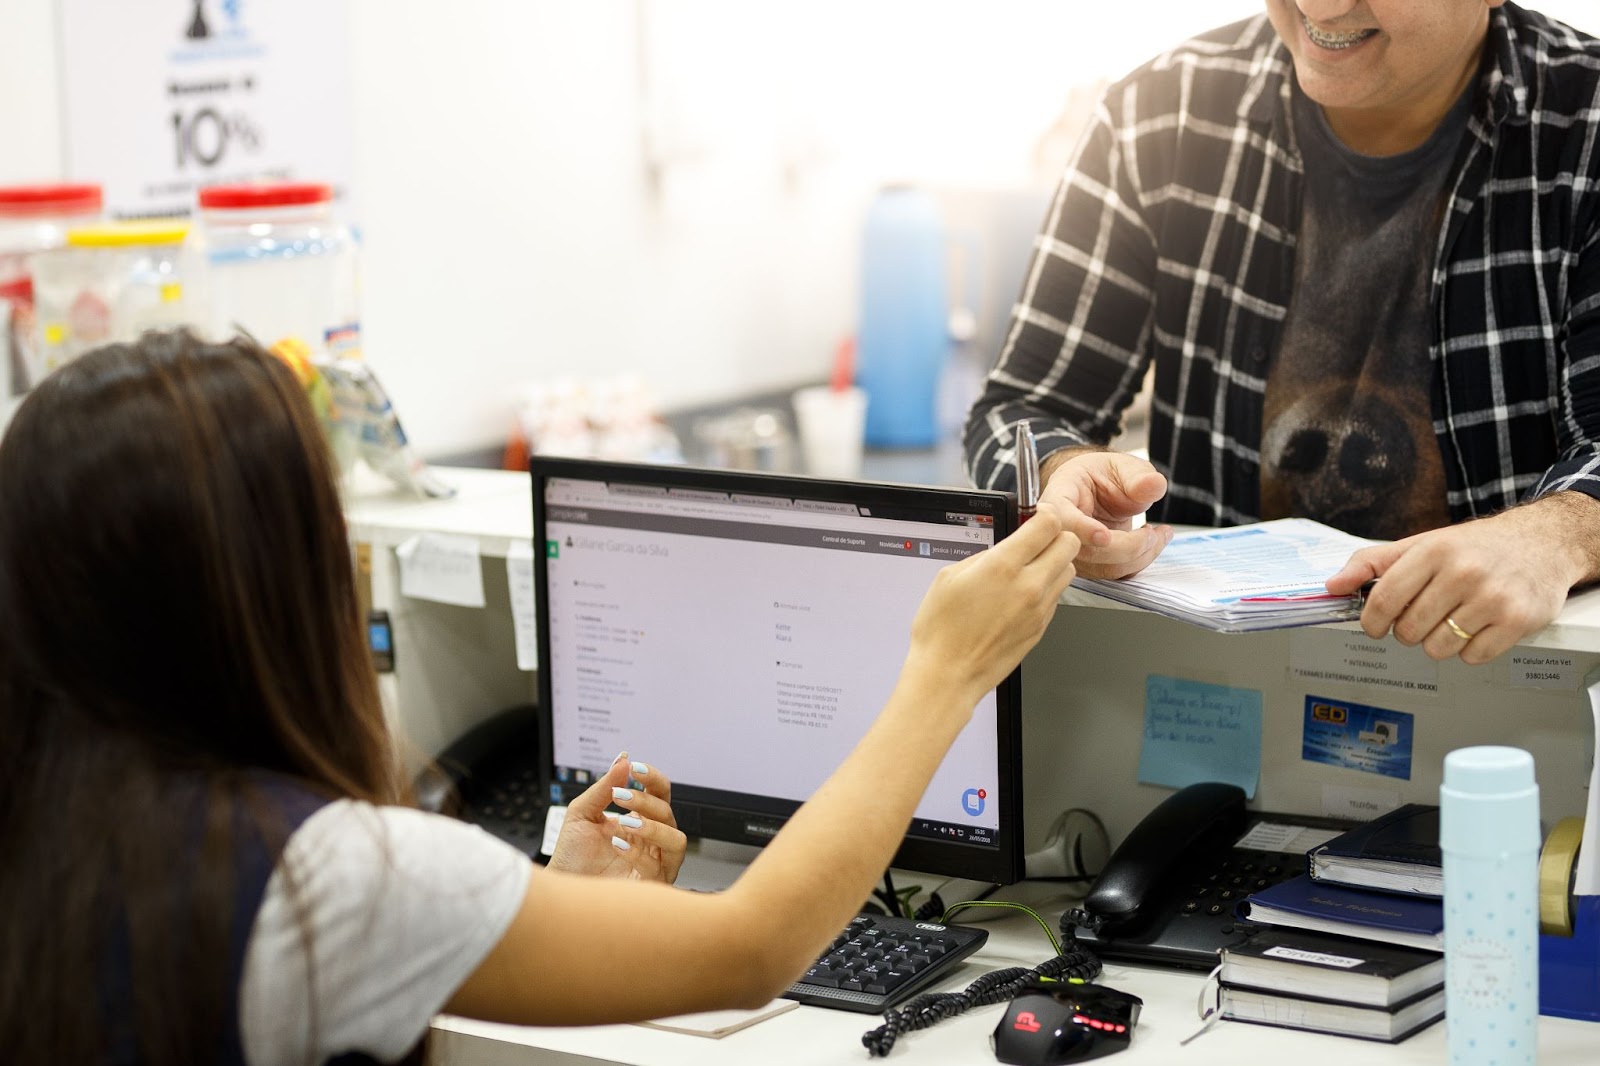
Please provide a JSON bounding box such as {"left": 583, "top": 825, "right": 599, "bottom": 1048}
{"left": 0, "top": 330, "right": 1076, "bottom": 1065}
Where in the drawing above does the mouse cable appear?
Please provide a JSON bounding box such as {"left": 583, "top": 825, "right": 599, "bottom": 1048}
{"left": 914, "top": 880, "right": 999, "bottom": 922}
{"left": 873, "top": 869, "right": 905, "bottom": 918}
{"left": 860, "top": 927, "right": 1101, "bottom": 1058}
{"left": 940, "top": 899, "right": 1064, "bottom": 956}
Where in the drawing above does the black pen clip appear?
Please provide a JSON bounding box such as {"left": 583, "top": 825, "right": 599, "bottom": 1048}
{"left": 1357, "top": 579, "right": 1378, "bottom": 608}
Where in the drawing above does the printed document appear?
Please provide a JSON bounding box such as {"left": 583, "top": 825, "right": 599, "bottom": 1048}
{"left": 1072, "top": 518, "right": 1376, "bottom": 632}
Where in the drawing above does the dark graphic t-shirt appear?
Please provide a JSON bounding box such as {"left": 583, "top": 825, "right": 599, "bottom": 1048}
{"left": 1260, "top": 77, "right": 1475, "bottom": 540}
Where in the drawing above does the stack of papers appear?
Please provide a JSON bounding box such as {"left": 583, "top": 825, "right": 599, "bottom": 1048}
{"left": 1072, "top": 518, "right": 1375, "bottom": 633}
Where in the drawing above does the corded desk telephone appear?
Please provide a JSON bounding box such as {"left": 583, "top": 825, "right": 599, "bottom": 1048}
{"left": 1062, "top": 782, "right": 1357, "bottom": 970}
{"left": 414, "top": 703, "right": 547, "bottom": 861}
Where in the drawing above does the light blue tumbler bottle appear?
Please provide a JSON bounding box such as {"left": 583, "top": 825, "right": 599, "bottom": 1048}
{"left": 1440, "top": 745, "right": 1541, "bottom": 1065}
{"left": 856, "top": 185, "right": 949, "bottom": 449}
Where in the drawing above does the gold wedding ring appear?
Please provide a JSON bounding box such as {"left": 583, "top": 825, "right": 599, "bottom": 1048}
{"left": 1444, "top": 616, "right": 1476, "bottom": 641}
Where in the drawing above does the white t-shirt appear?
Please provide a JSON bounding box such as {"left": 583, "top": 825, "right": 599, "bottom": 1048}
{"left": 239, "top": 800, "right": 532, "bottom": 1066}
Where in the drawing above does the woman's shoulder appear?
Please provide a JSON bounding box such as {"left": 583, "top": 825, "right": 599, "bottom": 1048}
{"left": 282, "top": 795, "right": 533, "bottom": 883}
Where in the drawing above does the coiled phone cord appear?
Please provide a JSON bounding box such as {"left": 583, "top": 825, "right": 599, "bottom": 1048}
{"left": 860, "top": 938, "right": 1102, "bottom": 1058}
{"left": 1059, "top": 906, "right": 1107, "bottom": 938}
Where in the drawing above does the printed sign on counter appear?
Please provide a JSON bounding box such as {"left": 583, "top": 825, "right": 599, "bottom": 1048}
{"left": 60, "top": 0, "right": 353, "bottom": 218}
{"left": 1507, "top": 651, "right": 1583, "bottom": 691}
{"left": 1289, "top": 628, "right": 1440, "bottom": 694}
{"left": 1138, "top": 675, "right": 1263, "bottom": 798}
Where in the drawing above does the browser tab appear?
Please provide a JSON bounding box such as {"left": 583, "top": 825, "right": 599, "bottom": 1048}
{"left": 609, "top": 482, "right": 669, "bottom": 498}
{"left": 793, "top": 499, "right": 859, "bottom": 516}
{"left": 667, "top": 488, "right": 730, "bottom": 504}
{"left": 731, "top": 493, "right": 794, "bottom": 510}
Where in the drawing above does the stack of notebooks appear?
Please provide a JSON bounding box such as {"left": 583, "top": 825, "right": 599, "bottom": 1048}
{"left": 1225, "top": 804, "right": 1445, "bottom": 1041}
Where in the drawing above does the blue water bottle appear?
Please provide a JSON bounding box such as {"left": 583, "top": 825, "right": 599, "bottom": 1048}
{"left": 1440, "top": 745, "right": 1541, "bottom": 1065}
{"left": 856, "top": 185, "right": 949, "bottom": 448}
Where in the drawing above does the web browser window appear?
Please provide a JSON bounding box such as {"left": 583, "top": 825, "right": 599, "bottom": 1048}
{"left": 537, "top": 464, "right": 1012, "bottom": 858}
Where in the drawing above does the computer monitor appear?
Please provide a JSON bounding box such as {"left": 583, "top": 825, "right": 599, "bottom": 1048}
{"left": 531, "top": 456, "right": 1025, "bottom": 885}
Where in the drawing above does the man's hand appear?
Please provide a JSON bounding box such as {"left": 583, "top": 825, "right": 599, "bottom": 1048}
{"left": 547, "top": 751, "right": 687, "bottom": 883}
{"left": 1039, "top": 448, "right": 1173, "bottom": 579}
{"left": 1326, "top": 492, "right": 1600, "bottom": 665}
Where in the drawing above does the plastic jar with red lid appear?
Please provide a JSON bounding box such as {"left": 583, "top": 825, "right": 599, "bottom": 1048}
{"left": 29, "top": 221, "right": 200, "bottom": 374}
{"left": 0, "top": 183, "right": 103, "bottom": 399}
{"left": 197, "top": 182, "right": 360, "bottom": 359}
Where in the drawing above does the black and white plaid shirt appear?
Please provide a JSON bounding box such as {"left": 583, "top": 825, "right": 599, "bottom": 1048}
{"left": 964, "top": 4, "right": 1600, "bottom": 527}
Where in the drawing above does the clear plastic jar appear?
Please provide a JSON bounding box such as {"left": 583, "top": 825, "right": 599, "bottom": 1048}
{"left": 197, "top": 183, "right": 360, "bottom": 358}
{"left": 30, "top": 221, "right": 199, "bottom": 373}
{"left": 0, "top": 183, "right": 103, "bottom": 397}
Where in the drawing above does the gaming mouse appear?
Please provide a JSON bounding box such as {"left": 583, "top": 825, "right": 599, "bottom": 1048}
{"left": 990, "top": 981, "right": 1140, "bottom": 1065}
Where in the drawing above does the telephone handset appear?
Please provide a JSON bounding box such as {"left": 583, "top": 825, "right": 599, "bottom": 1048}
{"left": 1064, "top": 781, "right": 1356, "bottom": 970}
{"left": 414, "top": 703, "right": 548, "bottom": 862}
{"left": 1080, "top": 782, "right": 1247, "bottom": 931}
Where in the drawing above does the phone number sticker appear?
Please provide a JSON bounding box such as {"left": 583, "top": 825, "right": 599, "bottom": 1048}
{"left": 1300, "top": 696, "right": 1415, "bottom": 780}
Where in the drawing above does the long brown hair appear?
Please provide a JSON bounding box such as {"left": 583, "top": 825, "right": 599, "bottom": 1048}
{"left": 0, "top": 330, "right": 403, "bottom": 1063}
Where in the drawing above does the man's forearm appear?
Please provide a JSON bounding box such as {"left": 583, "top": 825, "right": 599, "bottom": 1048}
{"left": 1514, "top": 489, "right": 1600, "bottom": 587}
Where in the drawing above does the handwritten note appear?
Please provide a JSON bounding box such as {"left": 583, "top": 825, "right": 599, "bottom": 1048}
{"left": 507, "top": 540, "right": 538, "bottom": 671}
{"left": 1137, "top": 675, "right": 1263, "bottom": 798}
{"left": 395, "top": 533, "right": 485, "bottom": 608}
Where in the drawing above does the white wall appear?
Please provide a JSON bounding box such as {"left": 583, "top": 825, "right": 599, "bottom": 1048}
{"left": 343, "top": 0, "right": 1260, "bottom": 456}
{"left": 4, "top": 1, "right": 1598, "bottom": 456}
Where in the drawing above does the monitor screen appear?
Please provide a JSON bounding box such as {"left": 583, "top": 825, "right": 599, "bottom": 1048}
{"left": 531, "top": 457, "right": 1024, "bottom": 885}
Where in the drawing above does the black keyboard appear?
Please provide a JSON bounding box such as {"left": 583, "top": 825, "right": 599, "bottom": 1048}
{"left": 783, "top": 912, "right": 988, "bottom": 1014}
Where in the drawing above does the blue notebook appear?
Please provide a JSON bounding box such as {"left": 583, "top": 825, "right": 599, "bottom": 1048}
{"left": 1307, "top": 803, "right": 1442, "bottom": 897}
{"left": 1241, "top": 875, "right": 1444, "bottom": 952}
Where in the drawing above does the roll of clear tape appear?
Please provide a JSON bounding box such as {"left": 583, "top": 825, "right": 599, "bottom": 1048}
{"left": 1538, "top": 816, "right": 1584, "bottom": 937}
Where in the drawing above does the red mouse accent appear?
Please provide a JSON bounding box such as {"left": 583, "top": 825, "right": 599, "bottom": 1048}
{"left": 1012, "top": 1012, "right": 1042, "bottom": 1034}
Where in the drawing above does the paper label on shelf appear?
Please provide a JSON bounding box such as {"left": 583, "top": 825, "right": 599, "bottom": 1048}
{"left": 1137, "top": 675, "right": 1263, "bottom": 798}
{"left": 1301, "top": 696, "right": 1415, "bottom": 780}
{"left": 541, "top": 804, "right": 567, "bottom": 857}
{"left": 1289, "top": 629, "right": 1440, "bottom": 694}
{"left": 507, "top": 539, "right": 538, "bottom": 671}
{"left": 395, "top": 533, "right": 485, "bottom": 608}
{"left": 1321, "top": 784, "right": 1402, "bottom": 821}
{"left": 1508, "top": 652, "right": 1582, "bottom": 691}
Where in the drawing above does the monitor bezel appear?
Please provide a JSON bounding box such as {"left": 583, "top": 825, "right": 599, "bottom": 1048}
{"left": 530, "top": 456, "right": 1026, "bottom": 886}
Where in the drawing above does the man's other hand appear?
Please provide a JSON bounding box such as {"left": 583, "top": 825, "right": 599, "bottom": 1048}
{"left": 1326, "top": 492, "right": 1600, "bottom": 664}
{"left": 1039, "top": 449, "right": 1173, "bottom": 579}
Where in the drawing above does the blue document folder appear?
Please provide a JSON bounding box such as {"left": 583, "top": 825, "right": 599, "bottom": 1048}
{"left": 1242, "top": 876, "right": 1444, "bottom": 952}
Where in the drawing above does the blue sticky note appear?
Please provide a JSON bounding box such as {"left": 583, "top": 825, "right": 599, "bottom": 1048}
{"left": 1137, "top": 675, "right": 1263, "bottom": 798}
{"left": 1301, "top": 696, "right": 1415, "bottom": 780}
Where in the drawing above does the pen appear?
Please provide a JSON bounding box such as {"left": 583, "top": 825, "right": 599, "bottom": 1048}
{"left": 1014, "top": 423, "right": 1040, "bottom": 523}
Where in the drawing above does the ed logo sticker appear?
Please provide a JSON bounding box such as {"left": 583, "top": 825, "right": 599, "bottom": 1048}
{"left": 1302, "top": 695, "right": 1415, "bottom": 780}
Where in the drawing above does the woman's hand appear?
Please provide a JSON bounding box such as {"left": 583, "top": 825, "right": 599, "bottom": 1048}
{"left": 547, "top": 751, "right": 687, "bottom": 884}
{"left": 903, "top": 504, "right": 1079, "bottom": 708}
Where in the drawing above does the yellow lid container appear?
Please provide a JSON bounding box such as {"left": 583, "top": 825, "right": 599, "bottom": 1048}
{"left": 66, "top": 222, "right": 190, "bottom": 248}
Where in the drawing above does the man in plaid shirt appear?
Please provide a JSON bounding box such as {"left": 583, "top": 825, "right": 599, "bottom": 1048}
{"left": 965, "top": 1, "right": 1600, "bottom": 664}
